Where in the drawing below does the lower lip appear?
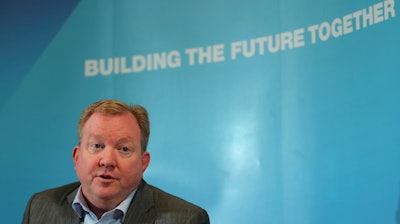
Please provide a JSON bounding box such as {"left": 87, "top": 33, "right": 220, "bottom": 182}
{"left": 96, "top": 177, "right": 116, "bottom": 183}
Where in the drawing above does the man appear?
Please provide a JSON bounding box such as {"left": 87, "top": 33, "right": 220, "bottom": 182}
{"left": 22, "top": 99, "right": 210, "bottom": 224}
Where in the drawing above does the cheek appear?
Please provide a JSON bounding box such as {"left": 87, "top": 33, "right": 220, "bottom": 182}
{"left": 75, "top": 154, "right": 98, "bottom": 176}
{"left": 75, "top": 159, "right": 87, "bottom": 177}
{"left": 121, "top": 159, "right": 143, "bottom": 178}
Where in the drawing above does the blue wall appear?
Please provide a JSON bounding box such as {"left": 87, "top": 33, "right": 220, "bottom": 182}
{"left": 1, "top": 0, "right": 399, "bottom": 223}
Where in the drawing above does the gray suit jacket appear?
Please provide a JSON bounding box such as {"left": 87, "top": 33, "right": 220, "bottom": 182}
{"left": 22, "top": 180, "right": 210, "bottom": 224}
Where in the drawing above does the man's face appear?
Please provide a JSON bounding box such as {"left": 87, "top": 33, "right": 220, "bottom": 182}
{"left": 73, "top": 112, "right": 150, "bottom": 209}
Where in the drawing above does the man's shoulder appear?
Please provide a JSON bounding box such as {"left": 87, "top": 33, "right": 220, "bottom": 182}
{"left": 144, "top": 182, "right": 205, "bottom": 211}
{"left": 23, "top": 182, "right": 81, "bottom": 223}
{"left": 31, "top": 182, "right": 80, "bottom": 204}
{"left": 131, "top": 181, "right": 210, "bottom": 223}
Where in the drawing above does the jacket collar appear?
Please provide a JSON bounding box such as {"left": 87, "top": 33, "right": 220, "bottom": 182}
{"left": 66, "top": 180, "right": 154, "bottom": 223}
{"left": 124, "top": 179, "right": 155, "bottom": 223}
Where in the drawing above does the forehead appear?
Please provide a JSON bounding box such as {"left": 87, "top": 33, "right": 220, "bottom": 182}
{"left": 82, "top": 112, "right": 140, "bottom": 138}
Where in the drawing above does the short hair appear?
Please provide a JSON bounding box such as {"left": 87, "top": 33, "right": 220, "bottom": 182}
{"left": 78, "top": 99, "right": 150, "bottom": 152}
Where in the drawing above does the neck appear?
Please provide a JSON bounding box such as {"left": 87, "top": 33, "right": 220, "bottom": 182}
{"left": 81, "top": 192, "right": 116, "bottom": 219}
{"left": 86, "top": 199, "right": 109, "bottom": 219}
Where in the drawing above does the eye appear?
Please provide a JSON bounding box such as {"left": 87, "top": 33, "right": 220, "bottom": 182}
{"left": 88, "top": 143, "right": 105, "bottom": 153}
{"left": 117, "top": 146, "right": 133, "bottom": 157}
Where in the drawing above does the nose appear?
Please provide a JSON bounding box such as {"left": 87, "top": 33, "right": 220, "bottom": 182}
{"left": 99, "top": 147, "right": 116, "bottom": 168}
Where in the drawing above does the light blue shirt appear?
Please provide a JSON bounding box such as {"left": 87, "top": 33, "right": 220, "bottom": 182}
{"left": 72, "top": 186, "right": 136, "bottom": 224}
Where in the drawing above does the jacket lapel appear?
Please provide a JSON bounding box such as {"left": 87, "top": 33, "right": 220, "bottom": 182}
{"left": 124, "top": 180, "right": 155, "bottom": 223}
{"left": 65, "top": 186, "right": 82, "bottom": 224}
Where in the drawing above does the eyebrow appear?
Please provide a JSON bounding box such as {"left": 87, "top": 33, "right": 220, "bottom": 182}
{"left": 86, "top": 135, "right": 136, "bottom": 144}
{"left": 115, "top": 136, "right": 136, "bottom": 144}
{"left": 87, "top": 135, "right": 103, "bottom": 141}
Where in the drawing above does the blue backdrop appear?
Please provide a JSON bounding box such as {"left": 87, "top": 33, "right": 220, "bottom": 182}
{"left": 1, "top": 0, "right": 399, "bottom": 223}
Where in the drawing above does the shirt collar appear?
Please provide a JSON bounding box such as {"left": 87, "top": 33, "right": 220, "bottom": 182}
{"left": 72, "top": 185, "right": 136, "bottom": 222}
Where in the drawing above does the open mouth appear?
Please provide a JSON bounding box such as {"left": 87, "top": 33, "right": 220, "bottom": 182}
{"left": 100, "top": 175, "right": 113, "bottom": 179}
{"left": 98, "top": 174, "right": 116, "bottom": 181}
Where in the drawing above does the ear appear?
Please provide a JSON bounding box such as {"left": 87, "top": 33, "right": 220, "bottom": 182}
{"left": 72, "top": 146, "right": 80, "bottom": 165}
{"left": 141, "top": 152, "right": 150, "bottom": 173}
